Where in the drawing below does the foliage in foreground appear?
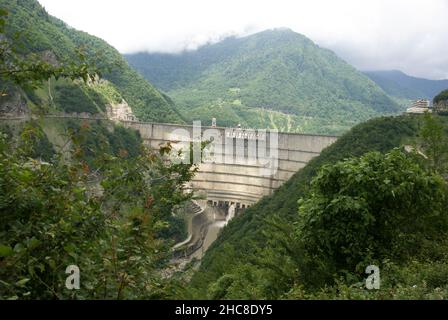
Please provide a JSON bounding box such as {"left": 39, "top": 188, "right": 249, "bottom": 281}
{"left": 200, "top": 149, "right": 448, "bottom": 299}
{"left": 190, "top": 116, "right": 418, "bottom": 294}
{"left": 190, "top": 114, "right": 448, "bottom": 300}
{"left": 0, "top": 121, "right": 197, "bottom": 299}
{"left": 0, "top": 3, "right": 195, "bottom": 300}
{"left": 294, "top": 149, "right": 448, "bottom": 287}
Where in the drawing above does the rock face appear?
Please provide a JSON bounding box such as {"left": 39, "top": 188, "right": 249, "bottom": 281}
{"left": 40, "top": 50, "right": 60, "bottom": 66}
{"left": 0, "top": 91, "right": 29, "bottom": 117}
{"left": 106, "top": 100, "right": 137, "bottom": 122}
{"left": 434, "top": 100, "right": 448, "bottom": 114}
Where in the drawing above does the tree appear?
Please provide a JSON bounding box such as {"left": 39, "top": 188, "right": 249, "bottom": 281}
{"left": 0, "top": 125, "right": 198, "bottom": 299}
{"left": 434, "top": 89, "right": 448, "bottom": 105}
{"left": 295, "top": 149, "right": 448, "bottom": 288}
{"left": 0, "top": 8, "right": 99, "bottom": 97}
{"left": 419, "top": 113, "right": 448, "bottom": 174}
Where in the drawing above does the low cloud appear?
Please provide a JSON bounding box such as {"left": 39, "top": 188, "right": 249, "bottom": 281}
{"left": 38, "top": 0, "right": 448, "bottom": 79}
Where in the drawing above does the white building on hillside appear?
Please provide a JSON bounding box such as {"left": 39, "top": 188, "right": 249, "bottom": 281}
{"left": 406, "top": 99, "right": 431, "bottom": 114}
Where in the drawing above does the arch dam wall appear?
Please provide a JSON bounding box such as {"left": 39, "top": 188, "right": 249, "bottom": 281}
{"left": 122, "top": 121, "right": 338, "bottom": 208}
{"left": 0, "top": 115, "right": 337, "bottom": 208}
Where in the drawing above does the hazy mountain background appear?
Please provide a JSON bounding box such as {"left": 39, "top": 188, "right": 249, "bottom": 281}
{"left": 125, "top": 29, "right": 403, "bottom": 135}
{"left": 363, "top": 70, "right": 448, "bottom": 101}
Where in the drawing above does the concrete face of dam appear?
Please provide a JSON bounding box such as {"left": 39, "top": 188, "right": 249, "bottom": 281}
{"left": 2, "top": 116, "right": 337, "bottom": 208}
{"left": 122, "top": 121, "right": 338, "bottom": 207}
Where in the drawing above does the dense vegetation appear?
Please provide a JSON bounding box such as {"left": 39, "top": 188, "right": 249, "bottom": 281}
{"left": 0, "top": 119, "right": 197, "bottom": 299}
{"left": 126, "top": 29, "right": 401, "bottom": 135}
{"left": 0, "top": 0, "right": 183, "bottom": 122}
{"left": 2, "top": 0, "right": 448, "bottom": 301}
{"left": 53, "top": 82, "right": 105, "bottom": 114}
{"left": 0, "top": 5, "right": 196, "bottom": 299}
{"left": 189, "top": 114, "right": 448, "bottom": 299}
{"left": 364, "top": 70, "right": 448, "bottom": 101}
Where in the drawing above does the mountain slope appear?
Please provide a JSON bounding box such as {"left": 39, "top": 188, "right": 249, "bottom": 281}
{"left": 189, "top": 115, "right": 421, "bottom": 297}
{"left": 363, "top": 70, "right": 448, "bottom": 101}
{"left": 126, "top": 29, "right": 401, "bottom": 135}
{"left": 0, "top": 0, "right": 183, "bottom": 123}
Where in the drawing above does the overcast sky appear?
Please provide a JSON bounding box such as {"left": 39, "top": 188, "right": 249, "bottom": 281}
{"left": 38, "top": 0, "right": 448, "bottom": 80}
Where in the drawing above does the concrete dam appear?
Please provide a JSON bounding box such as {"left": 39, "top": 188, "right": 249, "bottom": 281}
{"left": 0, "top": 115, "right": 337, "bottom": 206}
{"left": 122, "top": 121, "right": 338, "bottom": 208}
{"left": 1, "top": 115, "right": 338, "bottom": 259}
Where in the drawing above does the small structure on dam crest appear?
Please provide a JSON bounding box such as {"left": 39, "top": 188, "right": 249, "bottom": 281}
{"left": 122, "top": 120, "right": 338, "bottom": 207}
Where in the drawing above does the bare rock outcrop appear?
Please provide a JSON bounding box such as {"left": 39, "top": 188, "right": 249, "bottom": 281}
{"left": 0, "top": 91, "right": 29, "bottom": 117}
{"left": 434, "top": 100, "right": 448, "bottom": 114}
{"left": 106, "top": 100, "right": 137, "bottom": 122}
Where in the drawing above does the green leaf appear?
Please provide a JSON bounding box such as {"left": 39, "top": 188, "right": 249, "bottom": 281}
{"left": 16, "top": 278, "right": 30, "bottom": 287}
{"left": 0, "top": 280, "right": 11, "bottom": 287}
{"left": 0, "top": 244, "right": 13, "bottom": 257}
{"left": 27, "top": 237, "right": 40, "bottom": 250}
{"left": 13, "top": 243, "right": 24, "bottom": 253}
{"left": 63, "top": 243, "right": 76, "bottom": 254}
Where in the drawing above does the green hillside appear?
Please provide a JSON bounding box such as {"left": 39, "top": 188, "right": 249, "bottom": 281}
{"left": 126, "top": 29, "right": 402, "bottom": 135}
{"left": 0, "top": 0, "right": 183, "bottom": 122}
{"left": 189, "top": 114, "right": 448, "bottom": 299}
{"left": 364, "top": 70, "right": 448, "bottom": 102}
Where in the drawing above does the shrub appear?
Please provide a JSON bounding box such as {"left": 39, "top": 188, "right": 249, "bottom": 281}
{"left": 296, "top": 149, "right": 448, "bottom": 288}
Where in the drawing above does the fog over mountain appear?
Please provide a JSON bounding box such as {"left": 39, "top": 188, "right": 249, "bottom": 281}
{"left": 37, "top": 0, "right": 448, "bottom": 80}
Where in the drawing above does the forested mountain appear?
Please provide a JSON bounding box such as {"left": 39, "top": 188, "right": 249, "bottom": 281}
{"left": 189, "top": 114, "right": 448, "bottom": 299}
{"left": 125, "top": 29, "right": 401, "bottom": 135}
{"left": 0, "top": 0, "right": 183, "bottom": 123}
{"left": 363, "top": 70, "right": 448, "bottom": 101}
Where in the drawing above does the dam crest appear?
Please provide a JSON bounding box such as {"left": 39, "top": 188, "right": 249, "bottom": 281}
{"left": 121, "top": 120, "right": 338, "bottom": 208}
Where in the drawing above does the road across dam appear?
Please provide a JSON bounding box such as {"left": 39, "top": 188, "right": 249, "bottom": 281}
{"left": 122, "top": 121, "right": 338, "bottom": 208}
{"left": 1, "top": 115, "right": 338, "bottom": 259}
{"left": 0, "top": 115, "right": 337, "bottom": 207}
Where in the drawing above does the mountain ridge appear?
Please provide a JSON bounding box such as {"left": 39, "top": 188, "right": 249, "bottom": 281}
{"left": 125, "top": 29, "right": 401, "bottom": 135}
